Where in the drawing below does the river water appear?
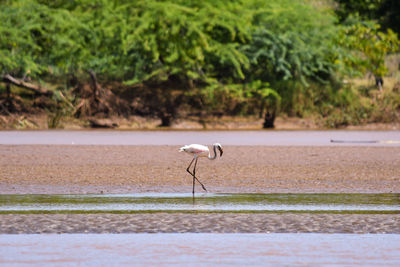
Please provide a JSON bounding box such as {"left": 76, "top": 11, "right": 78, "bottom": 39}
{"left": 1, "top": 233, "right": 400, "bottom": 266}
{"left": 0, "top": 130, "right": 399, "bottom": 146}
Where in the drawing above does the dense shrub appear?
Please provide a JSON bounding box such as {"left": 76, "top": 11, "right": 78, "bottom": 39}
{"left": 1, "top": 0, "right": 399, "bottom": 128}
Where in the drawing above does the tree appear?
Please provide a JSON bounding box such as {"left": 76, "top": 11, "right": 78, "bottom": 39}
{"left": 337, "top": 22, "right": 400, "bottom": 88}
{"left": 335, "top": 0, "right": 400, "bottom": 34}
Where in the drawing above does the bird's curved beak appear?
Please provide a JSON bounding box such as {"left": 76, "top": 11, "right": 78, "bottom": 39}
{"left": 218, "top": 146, "right": 223, "bottom": 157}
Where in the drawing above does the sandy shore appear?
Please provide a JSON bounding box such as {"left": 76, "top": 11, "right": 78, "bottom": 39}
{"left": 1, "top": 145, "right": 399, "bottom": 234}
{"left": 1, "top": 213, "right": 399, "bottom": 234}
{"left": 0, "top": 145, "right": 399, "bottom": 194}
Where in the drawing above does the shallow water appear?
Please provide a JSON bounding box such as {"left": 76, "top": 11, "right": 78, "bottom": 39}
{"left": 1, "top": 130, "right": 399, "bottom": 146}
{"left": 1, "top": 233, "right": 399, "bottom": 266}
{"left": 1, "top": 193, "right": 399, "bottom": 213}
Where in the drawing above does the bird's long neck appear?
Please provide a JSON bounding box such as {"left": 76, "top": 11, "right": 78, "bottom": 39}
{"left": 208, "top": 145, "right": 217, "bottom": 160}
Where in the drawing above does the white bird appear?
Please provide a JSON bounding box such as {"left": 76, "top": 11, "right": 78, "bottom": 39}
{"left": 179, "top": 143, "right": 223, "bottom": 194}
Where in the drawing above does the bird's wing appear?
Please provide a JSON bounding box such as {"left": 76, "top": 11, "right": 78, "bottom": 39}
{"left": 179, "top": 144, "right": 208, "bottom": 154}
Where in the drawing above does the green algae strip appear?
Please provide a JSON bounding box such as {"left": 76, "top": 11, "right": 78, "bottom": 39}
{"left": 0, "top": 210, "right": 399, "bottom": 215}
{"left": 0, "top": 193, "right": 399, "bottom": 214}
{"left": 1, "top": 193, "right": 399, "bottom": 205}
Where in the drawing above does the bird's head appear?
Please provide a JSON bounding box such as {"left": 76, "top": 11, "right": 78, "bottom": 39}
{"left": 214, "top": 143, "right": 223, "bottom": 157}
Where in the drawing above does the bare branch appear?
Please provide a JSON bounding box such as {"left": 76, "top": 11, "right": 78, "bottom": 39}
{"left": 1, "top": 74, "right": 53, "bottom": 96}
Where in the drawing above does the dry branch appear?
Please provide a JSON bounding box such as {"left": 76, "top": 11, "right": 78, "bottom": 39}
{"left": 1, "top": 74, "right": 53, "bottom": 96}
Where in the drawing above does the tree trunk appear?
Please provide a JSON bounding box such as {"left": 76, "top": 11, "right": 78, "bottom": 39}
{"left": 375, "top": 75, "right": 384, "bottom": 91}
{"left": 159, "top": 114, "right": 172, "bottom": 127}
{"left": 6, "top": 83, "right": 11, "bottom": 99}
{"left": 1, "top": 83, "right": 14, "bottom": 113}
{"left": 87, "top": 70, "right": 99, "bottom": 101}
{"left": 263, "top": 110, "right": 276, "bottom": 129}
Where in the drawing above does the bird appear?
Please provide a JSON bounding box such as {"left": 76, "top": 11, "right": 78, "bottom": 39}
{"left": 179, "top": 143, "right": 223, "bottom": 194}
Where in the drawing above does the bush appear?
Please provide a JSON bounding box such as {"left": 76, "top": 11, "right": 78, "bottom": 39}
{"left": 1, "top": 0, "right": 399, "bottom": 128}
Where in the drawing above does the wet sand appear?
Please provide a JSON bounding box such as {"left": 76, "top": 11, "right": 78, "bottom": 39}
{"left": 0, "top": 145, "right": 399, "bottom": 194}
{"left": 1, "top": 213, "right": 399, "bottom": 234}
{"left": 1, "top": 145, "right": 399, "bottom": 234}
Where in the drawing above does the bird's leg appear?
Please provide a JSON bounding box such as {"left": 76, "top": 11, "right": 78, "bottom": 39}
{"left": 186, "top": 157, "right": 196, "bottom": 194}
{"left": 186, "top": 157, "right": 196, "bottom": 176}
{"left": 193, "top": 158, "right": 207, "bottom": 192}
{"left": 186, "top": 157, "right": 207, "bottom": 193}
{"left": 192, "top": 169, "right": 195, "bottom": 195}
{"left": 192, "top": 158, "right": 197, "bottom": 194}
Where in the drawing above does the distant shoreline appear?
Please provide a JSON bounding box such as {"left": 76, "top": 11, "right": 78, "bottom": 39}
{"left": 1, "top": 114, "right": 400, "bottom": 131}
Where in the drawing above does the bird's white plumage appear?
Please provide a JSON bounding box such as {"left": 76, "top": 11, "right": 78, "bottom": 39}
{"left": 179, "top": 144, "right": 210, "bottom": 158}
{"left": 179, "top": 143, "right": 223, "bottom": 194}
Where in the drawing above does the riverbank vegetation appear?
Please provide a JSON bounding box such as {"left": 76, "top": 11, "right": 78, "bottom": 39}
{"left": 1, "top": 0, "right": 399, "bottom": 129}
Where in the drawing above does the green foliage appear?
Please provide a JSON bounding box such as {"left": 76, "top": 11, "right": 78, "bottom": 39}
{"left": 337, "top": 22, "right": 400, "bottom": 78}
{"left": 0, "top": 0, "right": 43, "bottom": 77}
{"left": 321, "top": 83, "right": 400, "bottom": 128}
{"left": 1, "top": 0, "right": 400, "bottom": 128}
{"left": 335, "top": 0, "right": 383, "bottom": 21}
{"left": 242, "top": 80, "right": 281, "bottom": 117}
{"left": 199, "top": 80, "right": 280, "bottom": 116}
{"left": 335, "top": 0, "right": 400, "bottom": 34}
{"left": 240, "top": 0, "right": 341, "bottom": 119}
{"left": 242, "top": 0, "right": 339, "bottom": 85}
{"left": 120, "top": 0, "right": 251, "bottom": 85}
{"left": 0, "top": 0, "right": 90, "bottom": 78}
{"left": 46, "top": 90, "right": 75, "bottom": 128}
